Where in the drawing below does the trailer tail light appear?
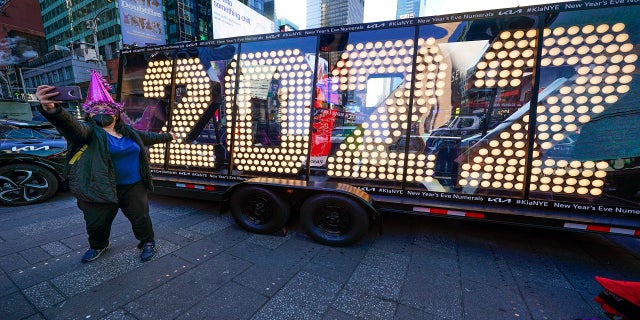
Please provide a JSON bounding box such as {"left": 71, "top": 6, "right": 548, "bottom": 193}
{"left": 564, "top": 223, "right": 640, "bottom": 236}
{"left": 175, "top": 183, "right": 215, "bottom": 191}
{"left": 413, "top": 206, "right": 485, "bottom": 219}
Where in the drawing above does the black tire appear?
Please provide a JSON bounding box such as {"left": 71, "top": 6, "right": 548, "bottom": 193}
{"left": 0, "top": 164, "right": 59, "bottom": 206}
{"left": 230, "top": 186, "right": 290, "bottom": 234}
{"left": 299, "top": 193, "right": 370, "bottom": 246}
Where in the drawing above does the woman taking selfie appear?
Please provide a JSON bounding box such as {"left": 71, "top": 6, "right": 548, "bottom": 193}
{"left": 35, "top": 70, "right": 175, "bottom": 263}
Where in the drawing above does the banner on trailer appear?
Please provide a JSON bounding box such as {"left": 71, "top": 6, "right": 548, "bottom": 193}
{"left": 212, "top": 0, "right": 275, "bottom": 39}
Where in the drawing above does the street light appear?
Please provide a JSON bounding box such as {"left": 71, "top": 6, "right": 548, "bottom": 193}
{"left": 86, "top": 7, "right": 109, "bottom": 63}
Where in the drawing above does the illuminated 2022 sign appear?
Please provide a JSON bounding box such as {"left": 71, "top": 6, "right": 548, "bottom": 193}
{"left": 140, "top": 21, "right": 635, "bottom": 197}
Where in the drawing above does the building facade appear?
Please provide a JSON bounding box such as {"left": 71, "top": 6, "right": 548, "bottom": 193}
{"left": 39, "top": 0, "right": 120, "bottom": 62}
{"left": 164, "top": 0, "right": 210, "bottom": 42}
{"left": 0, "top": 0, "right": 47, "bottom": 98}
{"left": 396, "top": 0, "right": 426, "bottom": 19}
{"left": 307, "top": 0, "right": 364, "bottom": 29}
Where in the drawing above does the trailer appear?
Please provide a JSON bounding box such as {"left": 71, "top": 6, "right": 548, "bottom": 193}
{"left": 118, "top": 0, "right": 640, "bottom": 246}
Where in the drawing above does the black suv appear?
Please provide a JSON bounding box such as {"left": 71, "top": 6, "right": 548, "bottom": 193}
{"left": 0, "top": 119, "right": 67, "bottom": 206}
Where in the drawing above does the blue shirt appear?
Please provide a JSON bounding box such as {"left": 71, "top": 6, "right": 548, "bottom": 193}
{"left": 107, "top": 134, "right": 142, "bottom": 185}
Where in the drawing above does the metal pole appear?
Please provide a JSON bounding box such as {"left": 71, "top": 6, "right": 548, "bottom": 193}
{"left": 0, "top": 71, "right": 11, "bottom": 98}
{"left": 88, "top": 7, "right": 109, "bottom": 64}
{"left": 92, "top": 19, "right": 100, "bottom": 62}
{"left": 18, "top": 67, "right": 26, "bottom": 95}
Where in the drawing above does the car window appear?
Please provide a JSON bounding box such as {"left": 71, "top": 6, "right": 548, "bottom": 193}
{"left": 459, "top": 118, "right": 475, "bottom": 129}
{"left": 4, "top": 128, "right": 45, "bottom": 139}
{"left": 38, "top": 129, "right": 62, "bottom": 138}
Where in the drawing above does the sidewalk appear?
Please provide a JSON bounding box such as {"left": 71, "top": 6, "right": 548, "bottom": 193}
{"left": 1, "top": 191, "right": 639, "bottom": 319}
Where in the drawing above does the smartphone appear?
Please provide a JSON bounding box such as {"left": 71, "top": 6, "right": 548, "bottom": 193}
{"left": 53, "top": 86, "right": 83, "bottom": 101}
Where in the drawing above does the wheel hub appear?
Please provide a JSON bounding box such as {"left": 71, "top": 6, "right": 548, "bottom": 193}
{"left": 0, "top": 170, "right": 49, "bottom": 203}
{"left": 245, "top": 197, "right": 271, "bottom": 224}
{"left": 318, "top": 205, "right": 349, "bottom": 235}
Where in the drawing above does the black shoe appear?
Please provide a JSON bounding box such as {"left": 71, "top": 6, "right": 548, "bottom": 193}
{"left": 140, "top": 242, "right": 156, "bottom": 262}
{"left": 81, "top": 243, "right": 110, "bottom": 263}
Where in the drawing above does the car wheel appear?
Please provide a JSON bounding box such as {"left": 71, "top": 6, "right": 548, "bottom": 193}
{"left": 230, "top": 186, "right": 290, "bottom": 234}
{"left": 299, "top": 194, "right": 369, "bottom": 246}
{"left": 0, "top": 164, "right": 59, "bottom": 206}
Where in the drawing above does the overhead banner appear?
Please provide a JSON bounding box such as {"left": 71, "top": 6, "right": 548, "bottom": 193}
{"left": 212, "top": 0, "right": 275, "bottom": 39}
{"left": 118, "top": 0, "right": 166, "bottom": 46}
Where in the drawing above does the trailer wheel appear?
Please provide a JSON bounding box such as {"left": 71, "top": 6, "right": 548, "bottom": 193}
{"left": 300, "top": 194, "right": 369, "bottom": 246}
{"left": 230, "top": 186, "right": 290, "bottom": 234}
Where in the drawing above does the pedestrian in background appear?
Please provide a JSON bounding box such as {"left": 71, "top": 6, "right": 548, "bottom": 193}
{"left": 34, "top": 70, "right": 175, "bottom": 263}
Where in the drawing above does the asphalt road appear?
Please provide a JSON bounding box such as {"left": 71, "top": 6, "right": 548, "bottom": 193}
{"left": 1, "top": 190, "right": 640, "bottom": 320}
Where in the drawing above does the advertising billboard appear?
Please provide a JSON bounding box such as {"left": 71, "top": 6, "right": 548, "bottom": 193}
{"left": 118, "top": 0, "right": 166, "bottom": 46}
{"left": 212, "top": 0, "right": 275, "bottom": 39}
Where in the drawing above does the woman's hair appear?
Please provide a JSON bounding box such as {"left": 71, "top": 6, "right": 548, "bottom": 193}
{"left": 114, "top": 110, "right": 125, "bottom": 130}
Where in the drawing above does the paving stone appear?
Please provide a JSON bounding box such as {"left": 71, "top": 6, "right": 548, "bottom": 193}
{"left": 151, "top": 203, "right": 203, "bottom": 218}
{"left": 0, "top": 273, "right": 17, "bottom": 297}
{"left": 342, "top": 249, "right": 409, "bottom": 301}
{"left": 399, "top": 249, "right": 462, "bottom": 319}
{"left": 254, "top": 272, "right": 340, "bottom": 319}
{"left": 502, "top": 248, "right": 574, "bottom": 290}
{"left": 412, "top": 229, "right": 458, "bottom": 256}
{"left": 40, "top": 241, "right": 72, "bottom": 256}
{"left": 8, "top": 250, "right": 83, "bottom": 289}
{"left": 265, "top": 236, "right": 324, "bottom": 270}
{"left": 0, "top": 253, "right": 30, "bottom": 273}
{"left": 41, "top": 254, "right": 194, "bottom": 319}
{"left": 183, "top": 215, "right": 235, "bottom": 235}
{"left": 159, "top": 230, "right": 194, "bottom": 247}
{"left": 518, "top": 280, "right": 601, "bottom": 320}
{"left": 360, "top": 248, "right": 410, "bottom": 275}
{"left": 0, "top": 291, "right": 37, "bottom": 320}
{"left": 124, "top": 253, "right": 251, "bottom": 320}
{"left": 226, "top": 239, "right": 278, "bottom": 264}
{"left": 332, "top": 287, "right": 397, "bottom": 320}
{"left": 303, "top": 261, "right": 355, "bottom": 284}
{"left": 394, "top": 304, "right": 441, "bottom": 320}
{"left": 19, "top": 246, "right": 51, "bottom": 264}
{"left": 101, "top": 309, "right": 138, "bottom": 320}
{"left": 247, "top": 232, "right": 292, "bottom": 249}
{"left": 22, "top": 281, "right": 65, "bottom": 310}
{"left": 321, "top": 307, "right": 355, "bottom": 320}
{"left": 59, "top": 233, "right": 88, "bottom": 251}
{"left": 23, "top": 314, "right": 46, "bottom": 320}
{"left": 457, "top": 238, "right": 514, "bottom": 290}
{"left": 173, "top": 226, "right": 250, "bottom": 264}
{"left": 233, "top": 263, "right": 298, "bottom": 298}
{"left": 461, "top": 279, "right": 531, "bottom": 320}
{"left": 178, "top": 282, "right": 267, "bottom": 320}
{"left": 16, "top": 215, "right": 82, "bottom": 236}
{"left": 50, "top": 239, "right": 180, "bottom": 296}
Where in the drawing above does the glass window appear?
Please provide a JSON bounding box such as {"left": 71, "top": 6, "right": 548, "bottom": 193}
{"left": 403, "top": 16, "right": 539, "bottom": 196}
{"left": 309, "top": 27, "right": 416, "bottom": 189}
{"left": 230, "top": 36, "right": 318, "bottom": 176}
{"left": 120, "top": 44, "right": 240, "bottom": 173}
{"left": 527, "top": 6, "right": 640, "bottom": 207}
{"left": 4, "top": 128, "right": 45, "bottom": 139}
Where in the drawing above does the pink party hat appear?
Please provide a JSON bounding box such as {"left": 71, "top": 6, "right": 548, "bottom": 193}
{"left": 82, "top": 70, "right": 123, "bottom": 115}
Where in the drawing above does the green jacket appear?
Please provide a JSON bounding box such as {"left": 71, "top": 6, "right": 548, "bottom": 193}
{"left": 38, "top": 105, "right": 172, "bottom": 203}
